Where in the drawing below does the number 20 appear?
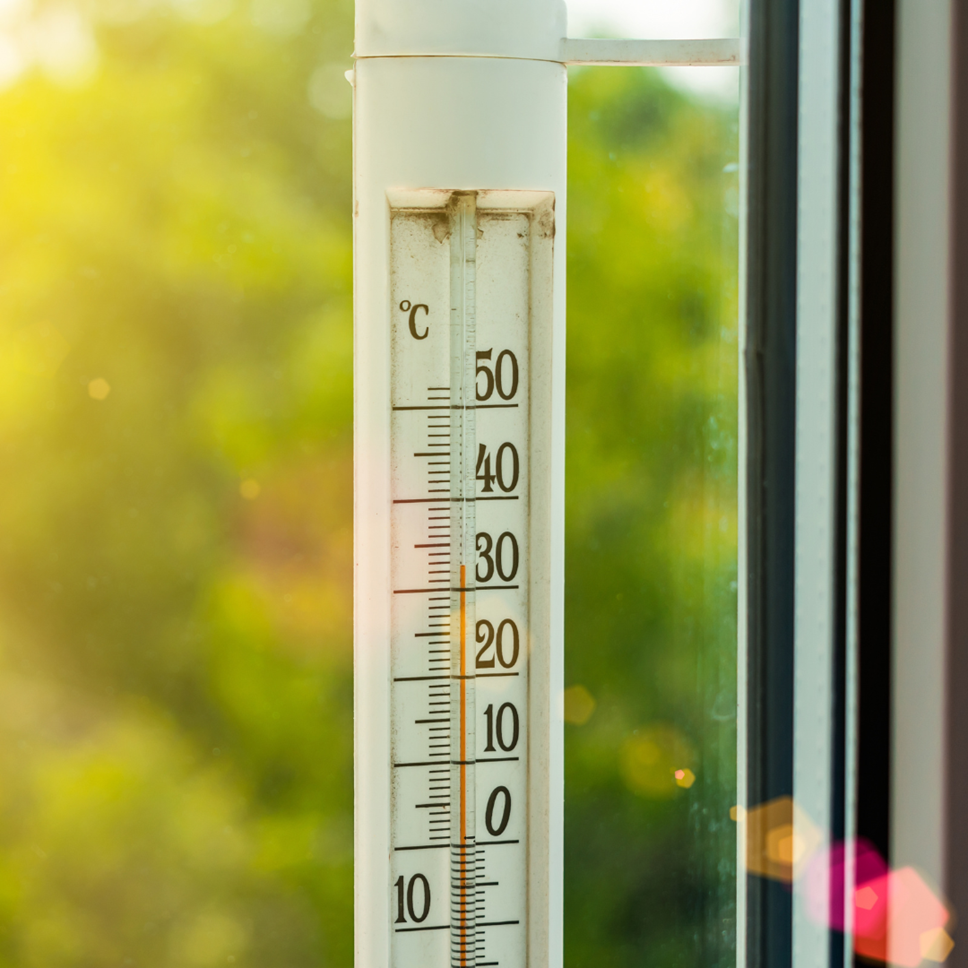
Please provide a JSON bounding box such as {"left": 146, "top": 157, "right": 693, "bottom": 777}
{"left": 475, "top": 619, "right": 520, "bottom": 669}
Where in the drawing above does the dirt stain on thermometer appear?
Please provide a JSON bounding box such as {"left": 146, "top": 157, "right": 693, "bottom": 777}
{"left": 389, "top": 191, "right": 547, "bottom": 968}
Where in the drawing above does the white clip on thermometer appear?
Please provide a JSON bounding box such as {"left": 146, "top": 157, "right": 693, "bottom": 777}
{"left": 385, "top": 190, "right": 555, "bottom": 968}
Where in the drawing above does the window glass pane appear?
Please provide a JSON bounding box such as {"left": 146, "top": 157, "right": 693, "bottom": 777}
{"left": 0, "top": 3, "right": 355, "bottom": 964}
{"left": 567, "top": 0, "right": 739, "bottom": 41}
{"left": 565, "top": 66, "right": 739, "bottom": 968}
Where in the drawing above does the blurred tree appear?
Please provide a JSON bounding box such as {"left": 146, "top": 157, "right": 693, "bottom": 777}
{"left": 564, "top": 68, "right": 738, "bottom": 968}
{"left": 0, "top": 5, "right": 736, "bottom": 967}
{"left": 0, "top": 3, "right": 354, "bottom": 965}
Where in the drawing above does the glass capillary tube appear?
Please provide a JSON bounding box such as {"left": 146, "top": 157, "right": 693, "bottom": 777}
{"left": 449, "top": 193, "right": 478, "bottom": 968}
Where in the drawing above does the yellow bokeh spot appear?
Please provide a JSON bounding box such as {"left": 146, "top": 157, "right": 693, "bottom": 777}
{"left": 0, "top": 322, "right": 71, "bottom": 420}
{"left": 729, "top": 805, "right": 746, "bottom": 822}
{"left": 563, "top": 685, "right": 596, "bottom": 725}
{"left": 766, "top": 823, "right": 807, "bottom": 865}
{"left": 240, "top": 479, "right": 261, "bottom": 500}
{"left": 620, "top": 724, "right": 695, "bottom": 799}
{"left": 171, "top": 911, "right": 247, "bottom": 967}
{"left": 921, "top": 927, "right": 955, "bottom": 963}
{"left": 88, "top": 378, "right": 111, "bottom": 400}
{"left": 765, "top": 823, "right": 791, "bottom": 864}
{"left": 743, "top": 796, "right": 823, "bottom": 882}
{"left": 675, "top": 768, "right": 696, "bottom": 789}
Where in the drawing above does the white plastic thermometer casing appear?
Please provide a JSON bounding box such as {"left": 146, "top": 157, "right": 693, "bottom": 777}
{"left": 350, "top": 31, "right": 566, "bottom": 968}
{"left": 385, "top": 190, "right": 554, "bottom": 968}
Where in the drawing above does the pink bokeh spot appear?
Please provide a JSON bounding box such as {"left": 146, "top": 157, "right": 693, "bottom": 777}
{"left": 854, "top": 867, "right": 949, "bottom": 967}
{"left": 803, "top": 839, "right": 950, "bottom": 965}
{"left": 855, "top": 886, "right": 879, "bottom": 911}
{"left": 804, "top": 838, "right": 888, "bottom": 932}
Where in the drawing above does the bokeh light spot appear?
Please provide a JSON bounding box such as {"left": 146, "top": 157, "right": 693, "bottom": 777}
{"left": 743, "top": 796, "right": 822, "bottom": 882}
{"left": 250, "top": 0, "right": 310, "bottom": 35}
{"left": 239, "top": 479, "right": 260, "bottom": 500}
{"left": 562, "top": 684, "right": 596, "bottom": 725}
{"left": 921, "top": 927, "right": 955, "bottom": 963}
{"left": 773, "top": 827, "right": 806, "bottom": 864}
{"left": 88, "top": 377, "right": 110, "bottom": 400}
{"left": 855, "top": 885, "right": 879, "bottom": 911}
{"left": 675, "top": 768, "right": 696, "bottom": 788}
{"left": 854, "top": 867, "right": 951, "bottom": 966}
{"left": 620, "top": 724, "right": 695, "bottom": 799}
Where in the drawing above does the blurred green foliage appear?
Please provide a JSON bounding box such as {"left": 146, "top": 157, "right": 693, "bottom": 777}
{"left": 0, "top": 3, "right": 735, "bottom": 966}
{"left": 565, "top": 68, "right": 738, "bottom": 968}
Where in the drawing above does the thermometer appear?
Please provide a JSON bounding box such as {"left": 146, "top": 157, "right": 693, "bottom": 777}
{"left": 386, "top": 190, "right": 555, "bottom": 968}
{"left": 350, "top": 18, "right": 567, "bottom": 965}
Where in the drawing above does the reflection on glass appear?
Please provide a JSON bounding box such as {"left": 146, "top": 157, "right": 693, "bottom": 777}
{"left": 565, "top": 67, "right": 739, "bottom": 968}
{"left": 566, "top": 0, "right": 740, "bottom": 41}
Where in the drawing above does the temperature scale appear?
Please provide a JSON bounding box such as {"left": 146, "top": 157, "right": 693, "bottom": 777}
{"left": 384, "top": 189, "right": 556, "bottom": 968}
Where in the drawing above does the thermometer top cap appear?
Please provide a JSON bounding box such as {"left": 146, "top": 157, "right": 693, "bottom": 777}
{"left": 354, "top": 0, "right": 567, "bottom": 62}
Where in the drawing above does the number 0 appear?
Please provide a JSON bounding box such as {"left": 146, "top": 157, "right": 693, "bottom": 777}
{"left": 495, "top": 350, "right": 518, "bottom": 400}
{"left": 496, "top": 619, "right": 519, "bottom": 668}
{"left": 496, "top": 532, "right": 518, "bottom": 581}
{"left": 485, "top": 786, "right": 512, "bottom": 837}
{"left": 495, "top": 442, "right": 519, "bottom": 492}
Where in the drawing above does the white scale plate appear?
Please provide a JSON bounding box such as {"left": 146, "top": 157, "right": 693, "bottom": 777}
{"left": 387, "top": 190, "right": 555, "bottom": 968}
